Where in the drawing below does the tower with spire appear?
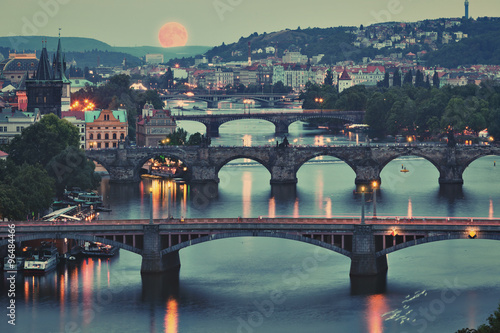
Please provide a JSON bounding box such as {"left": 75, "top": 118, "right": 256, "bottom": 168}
{"left": 26, "top": 32, "right": 70, "bottom": 117}
{"left": 464, "top": 0, "right": 469, "bottom": 20}
{"left": 53, "top": 33, "right": 71, "bottom": 111}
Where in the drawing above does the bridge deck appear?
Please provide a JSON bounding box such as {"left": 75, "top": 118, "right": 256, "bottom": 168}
{"left": 1, "top": 217, "right": 499, "bottom": 228}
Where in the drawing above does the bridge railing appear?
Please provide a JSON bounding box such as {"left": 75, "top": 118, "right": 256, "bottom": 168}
{"left": 1, "top": 217, "right": 499, "bottom": 227}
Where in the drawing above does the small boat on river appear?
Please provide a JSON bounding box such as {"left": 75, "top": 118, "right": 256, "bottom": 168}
{"left": 81, "top": 242, "right": 118, "bottom": 258}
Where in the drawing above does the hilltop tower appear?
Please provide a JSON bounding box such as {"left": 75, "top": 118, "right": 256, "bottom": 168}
{"left": 464, "top": 0, "right": 469, "bottom": 19}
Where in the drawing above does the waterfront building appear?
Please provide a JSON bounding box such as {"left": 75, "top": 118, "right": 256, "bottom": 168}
{"left": 85, "top": 109, "right": 128, "bottom": 149}
{"left": 136, "top": 103, "right": 176, "bottom": 147}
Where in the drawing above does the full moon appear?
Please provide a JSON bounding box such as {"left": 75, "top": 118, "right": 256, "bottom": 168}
{"left": 158, "top": 22, "right": 188, "bottom": 48}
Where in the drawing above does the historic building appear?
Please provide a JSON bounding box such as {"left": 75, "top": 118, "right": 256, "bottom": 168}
{"left": 338, "top": 68, "right": 353, "bottom": 93}
{"left": 136, "top": 103, "right": 176, "bottom": 147}
{"left": 26, "top": 42, "right": 63, "bottom": 117}
{"left": 85, "top": 109, "right": 128, "bottom": 149}
{"left": 25, "top": 38, "right": 71, "bottom": 117}
{"left": 0, "top": 108, "right": 41, "bottom": 145}
{"left": 0, "top": 52, "right": 38, "bottom": 85}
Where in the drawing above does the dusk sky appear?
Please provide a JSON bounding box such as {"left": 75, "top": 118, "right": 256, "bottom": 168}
{"left": 2, "top": 0, "right": 499, "bottom": 47}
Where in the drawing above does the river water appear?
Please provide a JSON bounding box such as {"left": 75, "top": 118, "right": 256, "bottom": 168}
{"left": 2, "top": 105, "right": 500, "bottom": 333}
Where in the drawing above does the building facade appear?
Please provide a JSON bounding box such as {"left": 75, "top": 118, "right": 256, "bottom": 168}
{"left": 136, "top": 103, "right": 176, "bottom": 147}
{"left": 0, "top": 108, "right": 40, "bottom": 144}
{"left": 85, "top": 109, "right": 128, "bottom": 149}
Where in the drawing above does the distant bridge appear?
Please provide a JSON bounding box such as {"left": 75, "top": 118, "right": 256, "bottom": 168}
{"left": 85, "top": 144, "right": 500, "bottom": 187}
{"left": 160, "top": 93, "right": 295, "bottom": 108}
{"left": 2, "top": 218, "right": 499, "bottom": 276}
{"left": 173, "top": 110, "right": 365, "bottom": 136}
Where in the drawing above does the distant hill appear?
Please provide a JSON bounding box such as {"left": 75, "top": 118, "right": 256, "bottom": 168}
{"left": 424, "top": 19, "right": 500, "bottom": 67}
{"left": 168, "top": 17, "right": 500, "bottom": 68}
{"left": 0, "top": 36, "right": 211, "bottom": 67}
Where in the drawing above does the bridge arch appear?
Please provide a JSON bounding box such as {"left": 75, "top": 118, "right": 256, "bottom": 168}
{"left": 86, "top": 155, "right": 112, "bottom": 175}
{"left": 377, "top": 233, "right": 500, "bottom": 257}
{"left": 134, "top": 151, "right": 192, "bottom": 181}
{"left": 295, "top": 153, "right": 357, "bottom": 175}
{"left": 462, "top": 154, "right": 500, "bottom": 174}
{"left": 215, "top": 156, "right": 272, "bottom": 175}
{"left": 379, "top": 153, "right": 441, "bottom": 175}
{"left": 159, "top": 232, "right": 352, "bottom": 258}
{"left": 0, "top": 232, "right": 143, "bottom": 255}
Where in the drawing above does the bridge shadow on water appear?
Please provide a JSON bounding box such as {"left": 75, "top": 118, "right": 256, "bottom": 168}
{"left": 437, "top": 184, "right": 464, "bottom": 203}
{"left": 350, "top": 274, "right": 387, "bottom": 295}
{"left": 270, "top": 184, "right": 297, "bottom": 201}
{"left": 141, "top": 271, "right": 180, "bottom": 303}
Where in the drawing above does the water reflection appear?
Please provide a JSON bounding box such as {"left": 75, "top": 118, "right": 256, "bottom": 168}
{"left": 366, "top": 294, "right": 389, "bottom": 333}
{"left": 164, "top": 297, "right": 179, "bottom": 333}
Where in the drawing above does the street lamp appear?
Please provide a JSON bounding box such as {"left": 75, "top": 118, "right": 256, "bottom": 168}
{"left": 149, "top": 187, "right": 153, "bottom": 224}
{"left": 315, "top": 97, "right": 324, "bottom": 114}
{"left": 360, "top": 185, "right": 366, "bottom": 224}
{"left": 372, "top": 181, "right": 378, "bottom": 218}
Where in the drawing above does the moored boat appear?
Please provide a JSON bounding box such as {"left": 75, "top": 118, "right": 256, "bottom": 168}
{"left": 81, "top": 242, "right": 118, "bottom": 258}
{"left": 24, "top": 244, "right": 59, "bottom": 274}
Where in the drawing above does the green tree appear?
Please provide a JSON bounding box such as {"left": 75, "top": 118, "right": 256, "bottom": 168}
{"left": 403, "top": 70, "right": 413, "bottom": 86}
{"left": 324, "top": 69, "right": 334, "bottom": 86}
{"left": 7, "top": 114, "right": 79, "bottom": 167}
{"left": 187, "top": 132, "right": 203, "bottom": 145}
{"left": 393, "top": 68, "right": 402, "bottom": 87}
{"left": 11, "top": 163, "right": 54, "bottom": 219}
{"left": 161, "top": 128, "right": 188, "bottom": 145}
{"left": 433, "top": 70, "right": 440, "bottom": 88}
{"left": 46, "top": 146, "right": 101, "bottom": 197}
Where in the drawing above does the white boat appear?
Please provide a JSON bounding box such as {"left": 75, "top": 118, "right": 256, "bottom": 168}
{"left": 24, "top": 245, "right": 59, "bottom": 274}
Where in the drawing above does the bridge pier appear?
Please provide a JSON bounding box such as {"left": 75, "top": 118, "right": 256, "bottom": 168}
{"left": 350, "top": 225, "right": 388, "bottom": 276}
{"left": 206, "top": 122, "right": 220, "bottom": 137}
{"left": 275, "top": 122, "right": 289, "bottom": 135}
{"left": 438, "top": 166, "right": 465, "bottom": 185}
{"left": 270, "top": 165, "right": 297, "bottom": 185}
{"left": 354, "top": 166, "right": 381, "bottom": 190}
{"left": 141, "top": 225, "right": 180, "bottom": 274}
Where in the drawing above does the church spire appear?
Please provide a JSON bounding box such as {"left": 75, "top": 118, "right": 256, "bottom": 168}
{"left": 53, "top": 29, "right": 69, "bottom": 83}
{"left": 34, "top": 42, "right": 52, "bottom": 80}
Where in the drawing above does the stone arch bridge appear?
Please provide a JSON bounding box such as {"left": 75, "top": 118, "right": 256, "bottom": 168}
{"left": 85, "top": 145, "right": 500, "bottom": 188}
{"left": 1, "top": 218, "right": 499, "bottom": 277}
{"left": 173, "top": 111, "right": 365, "bottom": 136}
{"left": 161, "top": 93, "right": 292, "bottom": 108}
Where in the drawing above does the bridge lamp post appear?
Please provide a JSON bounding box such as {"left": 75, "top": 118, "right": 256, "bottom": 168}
{"left": 315, "top": 97, "right": 324, "bottom": 114}
{"left": 149, "top": 188, "right": 153, "bottom": 224}
{"left": 360, "top": 186, "right": 366, "bottom": 224}
{"left": 372, "top": 181, "right": 378, "bottom": 219}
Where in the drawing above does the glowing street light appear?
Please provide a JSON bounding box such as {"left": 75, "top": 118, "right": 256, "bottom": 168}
{"left": 149, "top": 187, "right": 153, "bottom": 224}
{"left": 360, "top": 185, "right": 366, "bottom": 224}
{"left": 372, "top": 181, "right": 378, "bottom": 218}
{"left": 315, "top": 97, "right": 324, "bottom": 114}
